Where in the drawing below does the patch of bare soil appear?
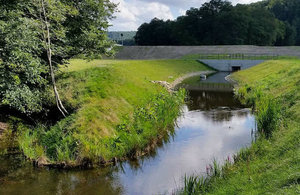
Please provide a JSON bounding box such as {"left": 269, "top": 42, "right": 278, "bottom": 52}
{"left": 0, "top": 122, "right": 8, "bottom": 138}
{"left": 151, "top": 70, "right": 216, "bottom": 92}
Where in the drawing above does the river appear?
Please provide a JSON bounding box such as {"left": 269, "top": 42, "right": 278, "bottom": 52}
{"left": 0, "top": 72, "right": 256, "bottom": 195}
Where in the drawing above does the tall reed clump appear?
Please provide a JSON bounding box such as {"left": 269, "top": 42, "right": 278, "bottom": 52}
{"left": 236, "top": 85, "right": 282, "bottom": 138}
{"left": 181, "top": 158, "right": 232, "bottom": 195}
{"left": 255, "top": 97, "right": 281, "bottom": 138}
{"left": 18, "top": 116, "right": 79, "bottom": 164}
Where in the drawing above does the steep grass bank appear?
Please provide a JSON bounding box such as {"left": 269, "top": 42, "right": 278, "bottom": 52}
{"left": 16, "top": 59, "right": 210, "bottom": 166}
{"left": 182, "top": 59, "right": 300, "bottom": 194}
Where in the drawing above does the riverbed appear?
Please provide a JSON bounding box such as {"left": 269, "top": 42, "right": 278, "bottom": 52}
{"left": 0, "top": 72, "right": 256, "bottom": 195}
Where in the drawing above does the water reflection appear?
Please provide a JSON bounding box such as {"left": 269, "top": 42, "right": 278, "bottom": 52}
{"left": 0, "top": 72, "right": 256, "bottom": 195}
{"left": 187, "top": 90, "right": 243, "bottom": 111}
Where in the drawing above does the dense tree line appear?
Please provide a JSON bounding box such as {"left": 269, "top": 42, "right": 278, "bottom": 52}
{"left": 135, "top": 0, "right": 300, "bottom": 46}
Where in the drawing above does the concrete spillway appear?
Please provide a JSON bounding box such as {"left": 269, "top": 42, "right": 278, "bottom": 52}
{"left": 198, "top": 59, "right": 265, "bottom": 71}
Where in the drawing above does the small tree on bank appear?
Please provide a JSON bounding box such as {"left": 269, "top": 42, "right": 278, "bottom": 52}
{"left": 0, "top": 0, "right": 116, "bottom": 116}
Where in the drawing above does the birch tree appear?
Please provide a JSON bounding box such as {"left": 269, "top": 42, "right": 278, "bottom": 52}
{"left": 0, "top": 0, "right": 116, "bottom": 116}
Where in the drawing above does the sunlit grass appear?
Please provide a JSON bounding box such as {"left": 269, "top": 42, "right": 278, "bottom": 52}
{"left": 19, "top": 59, "right": 210, "bottom": 164}
{"left": 181, "top": 59, "right": 300, "bottom": 194}
{"left": 58, "top": 59, "right": 210, "bottom": 137}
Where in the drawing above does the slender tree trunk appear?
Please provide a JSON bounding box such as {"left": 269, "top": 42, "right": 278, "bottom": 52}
{"left": 41, "top": 0, "right": 68, "bottom": 117}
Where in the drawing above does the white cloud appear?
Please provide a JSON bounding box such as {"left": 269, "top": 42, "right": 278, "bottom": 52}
{"left": 110, "top": 0, "right": 261, "bottom": 31}
{"left": 178, "top": 8, "right": 186, "bottom": 16}
{"left": 110, "top": 0, "right": 174, "bottom": 31}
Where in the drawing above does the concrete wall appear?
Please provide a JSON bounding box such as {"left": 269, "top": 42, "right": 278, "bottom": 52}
{"left": 199, "top": 59, "right": 265, "bottom": 71}
{"left": 115, "top": 46, "right": 300, "bottom": 59}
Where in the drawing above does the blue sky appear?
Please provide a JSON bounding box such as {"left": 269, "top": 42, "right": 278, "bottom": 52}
{"left": 109, "top": 0, "right": 261, "bottom": 31}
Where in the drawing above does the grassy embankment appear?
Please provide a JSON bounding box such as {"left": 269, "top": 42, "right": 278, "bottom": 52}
{"left": 16, "top": 59, "right": 210, "bottom": 166}
{"left": 182, "top": 59, "right": 300, "bottom": 194}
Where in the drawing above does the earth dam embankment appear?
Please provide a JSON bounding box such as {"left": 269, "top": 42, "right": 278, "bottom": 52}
{"left": 115, "top": 45, "right": 300, "bottom": 59}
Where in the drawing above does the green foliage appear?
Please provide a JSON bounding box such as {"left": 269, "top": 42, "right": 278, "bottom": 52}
{"left": 0, "top": 0, "right": 116, "bottom": 115}
{"left": 256, "top": 97, "right": 281, "bottom": 138}
{"left": 183, "top": 175, "right": 209, "bottom": 195}
{"left": 135, "top": 0, "right": 300, "bottom": 46}
{"left": 76, "top": 89, "right": 186, "bottom": 161}
{"left": 135, "top": 18, "right": 175, "bottom": 46}
{"left": 63, "top": 0, "right": 117, "bottom": 58}
{"left": 264, "top": 0, "right": 300, "bottom": 45}
{"left": 39, "top": 116, "right": 77, "bottom": 161}
{"left": 135, "top": 0, "right": 286, "bottom": 46}
{"left": 18, "top": 125, "right": 44, "bottom": 160}
{"left": 236, "top": 85, "right": 282, "bottom": 138}
{"left": 181, "top": 159, "right": 229, "bottom": 194}
{"left": 0, "top": 8, "right": 48, "bottom": 114}
{"left": 17, "top": 89, "right": 186, "bottom": 163}
{"left": 16, "top": 59, "right": 207, "bottom": 164}
{"left": 18, "top": 116, "right": 78, "bottom": 162}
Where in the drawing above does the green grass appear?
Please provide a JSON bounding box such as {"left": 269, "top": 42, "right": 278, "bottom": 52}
{"left": 17, "top": 59, "right": 210, "bottom": 164}
{"left": 181, "top": 59, "right": 300, "bottom": 194}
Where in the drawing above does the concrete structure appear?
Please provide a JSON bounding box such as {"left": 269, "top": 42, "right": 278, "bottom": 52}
{"left": 199, "top": 59, "right": 265, "bottom": 72}
{"left": 115, "top": 46, "right": 300, "bottom": 59}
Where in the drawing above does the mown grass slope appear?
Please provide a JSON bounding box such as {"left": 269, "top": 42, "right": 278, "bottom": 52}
{"left": 182, "top": 59, "right": 300, "bottom": 194}
{"left": 18, "top": 59, "right": 210, "bottom": 165}
{"left": 59, "top": 59, "right": 210, "bottom": 137}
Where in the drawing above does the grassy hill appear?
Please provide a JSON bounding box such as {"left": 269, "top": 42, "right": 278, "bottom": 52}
{"left": 17, "top": 59, "right": 210, "bottom": 166}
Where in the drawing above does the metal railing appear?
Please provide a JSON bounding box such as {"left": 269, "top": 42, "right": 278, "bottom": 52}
{"left": 197, "top": 53, "right": 279, "bottom": 60}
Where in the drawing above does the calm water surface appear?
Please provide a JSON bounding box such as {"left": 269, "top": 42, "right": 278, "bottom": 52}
{"left": 0, "top": 72, "right": 256, "bottom": 195}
